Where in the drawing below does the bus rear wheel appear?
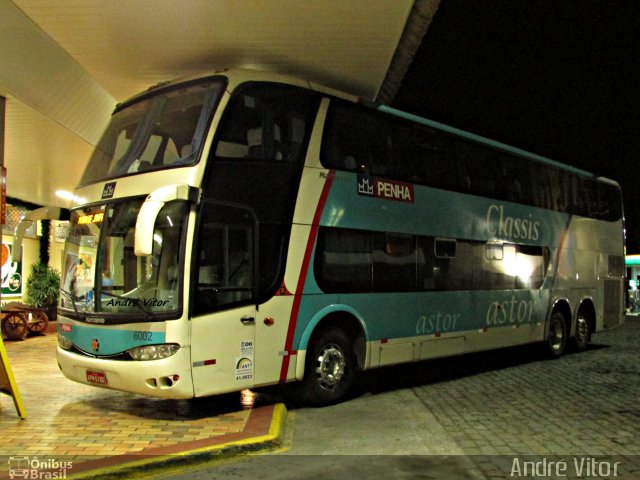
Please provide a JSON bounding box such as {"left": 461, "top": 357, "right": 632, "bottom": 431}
{"left": 572, "top": 311, "right": 591, "bottom": 351}
{"left": 545, "top": 311, "right": 567, "bottom": 358}
{"left": 300, "top": 328, "right": 356, "bottom": 406}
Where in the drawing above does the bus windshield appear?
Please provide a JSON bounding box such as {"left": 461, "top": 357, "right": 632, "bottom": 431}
{"left": 79, "top": 78, "right": 224, "bottom": 185}
{"left": 60, "top": 198, "right": 188, "bottom": 321}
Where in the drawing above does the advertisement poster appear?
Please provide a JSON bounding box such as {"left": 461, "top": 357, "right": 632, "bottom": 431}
{"left": 1, "top": 242, "right": 22, "bottom": 297}
{"left": 62, "top": 251, "right": 94, "bottom": 297}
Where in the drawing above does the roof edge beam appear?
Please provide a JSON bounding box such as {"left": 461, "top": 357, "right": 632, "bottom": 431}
{"left": 376, "top": 0, "right": 442, "bottom": 105}
{"left": 0, "top": 0, "right": 115, "bottom": 145}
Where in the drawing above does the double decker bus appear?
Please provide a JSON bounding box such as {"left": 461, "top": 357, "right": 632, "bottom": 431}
{"left": 41, "top": 69, "right": 623, "bottom": 405}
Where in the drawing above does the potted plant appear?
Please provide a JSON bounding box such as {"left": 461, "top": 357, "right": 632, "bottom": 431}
{"left": 25, "top": 263, "right": 61, "bottom": 321}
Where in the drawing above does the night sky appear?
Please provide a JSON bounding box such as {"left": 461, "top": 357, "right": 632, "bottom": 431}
{"left": 393, "top": 0, "right": 640, "bottom": 252}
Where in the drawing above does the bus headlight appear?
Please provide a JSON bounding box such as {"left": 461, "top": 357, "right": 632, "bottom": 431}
{"left": 58, "top": 335, "right": 73, "bottom": 350}
{"left": 128, "top": 344, "right": 180, "bottom": 361}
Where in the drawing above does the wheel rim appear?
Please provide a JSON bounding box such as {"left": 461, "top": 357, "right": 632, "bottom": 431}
{"left": 576, "top": 315, "right": 589, "bottom": 344}
{"left": 315, "top": 344, "right": 346, "bottom": 391}
{"left": 549, "top": 316, "right": 564, "bottom": 352}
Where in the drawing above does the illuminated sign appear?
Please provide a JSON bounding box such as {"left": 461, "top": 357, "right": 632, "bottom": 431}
{"left": 77, "top": 212, "right": 105, "bottom": 225}
{"left": 357, "top": 175, "right": 414, "bottom": 203}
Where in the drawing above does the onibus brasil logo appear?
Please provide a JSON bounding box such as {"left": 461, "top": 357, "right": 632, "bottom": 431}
{"left": 8, "top": 456, "right": 72, "bottom": 479}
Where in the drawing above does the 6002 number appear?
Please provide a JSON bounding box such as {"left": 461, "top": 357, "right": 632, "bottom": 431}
{"left": 133, "top": 331, "right": 153, "bottom": 341}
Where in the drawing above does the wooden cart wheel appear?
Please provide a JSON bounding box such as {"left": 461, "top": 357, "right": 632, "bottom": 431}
{"left": 1, "top": 312, "right": 29, "bottom": 340}
{"left": 26, "top": 309, "right": 49, "bottom": 335}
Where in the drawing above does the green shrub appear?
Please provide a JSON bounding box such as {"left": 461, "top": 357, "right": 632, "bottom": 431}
{"left": 25, "top": 263, "right": 61, "bottom": 307}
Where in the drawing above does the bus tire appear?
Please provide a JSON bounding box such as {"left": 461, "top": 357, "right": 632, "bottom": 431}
{"left": 300, "top": 328, "right": 356, "bottom": 406}
{"left": 545, "top": 310, "right": 567, "bottom": 358}
{"left": 572, "top": 310, "right": 591, "bottom": 351}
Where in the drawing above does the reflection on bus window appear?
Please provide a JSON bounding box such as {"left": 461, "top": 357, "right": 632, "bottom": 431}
{"left": 315, "top": 227, "right": 549, "bottom": 294}
{"left": 320, "top": 99, "right": 622, "bottom": 222}
{"left": 193, "top": 202, "right": 255, "bottom": 314}
{"left": 60, "top": 199, "right": 188, "bottom": 317}
{"left": 214, "top": 85, "right": 312, "bottom": 163}
{"left": 80, "top": 80, "right": 224, "bottom": 185}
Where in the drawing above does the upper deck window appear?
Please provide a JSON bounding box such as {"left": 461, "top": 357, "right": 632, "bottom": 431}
{"left": 80, "top": 78, "right": 224, "bottom": 185}
{"left": 321, "top": 99, "right": 622, "bottom": 222}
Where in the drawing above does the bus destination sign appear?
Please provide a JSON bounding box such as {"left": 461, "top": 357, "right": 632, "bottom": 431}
{"left": 357, "top": 175, "right": 414, "bottom": 203}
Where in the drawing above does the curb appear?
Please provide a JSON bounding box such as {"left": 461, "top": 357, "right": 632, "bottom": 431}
{"left": 67, "top": 403, "right": 288, "bottom": 479}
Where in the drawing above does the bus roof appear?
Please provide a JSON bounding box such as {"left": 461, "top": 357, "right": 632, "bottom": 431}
{"left": 116, "top": 68, "right": 618, "bottom": 188}
{"left": 373, "top": 103, "right": 615, "bottom": 184}
{"left": 115, "top": 68, "right": 357, "bottom": 111}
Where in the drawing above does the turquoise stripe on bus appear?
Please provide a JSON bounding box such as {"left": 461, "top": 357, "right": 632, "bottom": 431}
{"left": 293, "top": 289, "right": 550, "bottom": 351}
{"left": 59, "top": 324, "right": 166, "bottom": 356}
{"left": 320, "top": 170, "right": 570, "bottom": 247}
{"left": 291, "top": 167, "right": 565, "bottom": 351}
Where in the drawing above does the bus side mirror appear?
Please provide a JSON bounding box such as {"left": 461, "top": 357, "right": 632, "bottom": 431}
{"left": 134, "top": 185, "right": 199, "bottom": 256}
{"left": 12, "top": 207, "right": 63, "bottom": 262}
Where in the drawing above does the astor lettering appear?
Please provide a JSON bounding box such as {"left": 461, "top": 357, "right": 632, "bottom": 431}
{"left": 416, "top": 311, "right": 460, "bottom": 334}
{"left": 486, "top": 296, "right": 534, "bottom": 325}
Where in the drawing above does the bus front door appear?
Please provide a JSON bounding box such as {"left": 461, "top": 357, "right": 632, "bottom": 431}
{"left": 190, "top": 201, "right": 258, "bottom": 397}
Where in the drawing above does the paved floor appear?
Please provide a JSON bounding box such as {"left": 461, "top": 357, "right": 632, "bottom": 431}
{"left": 153, "top": 316, "right": 640, "bottom": 479}
{"left": 3, "top": 317, "right": 640, "bottom": 479}
{"left": 144, "top": 317, "right": 640, "bottom": 480}
{"left": 0, "top": 330, "right": 284, "bottom": 479}
{"left": 403, "top": 315, "right": 640, "bottom": 478}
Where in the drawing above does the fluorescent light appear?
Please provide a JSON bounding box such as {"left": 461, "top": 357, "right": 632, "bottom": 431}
{"left": 56, "top": 190, "right": 86, "bottom": 204}
{"left": 55, "top": 190, "right": 74, "bottom": 200}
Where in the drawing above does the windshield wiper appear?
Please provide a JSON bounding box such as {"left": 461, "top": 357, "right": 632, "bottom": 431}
{"left": 59, "top": 288, "right": 82, "bottom": 317}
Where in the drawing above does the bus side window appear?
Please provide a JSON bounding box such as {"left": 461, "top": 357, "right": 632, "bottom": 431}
{"left": 372, "top": 233, "right": 416, "bottom": 292}
{"left": 315, "top": 228, "right": 372, "bottom": 293}
{"left": 215, "top": 87, "right": 315, "bottom": 165}
{"left": 417, "top": 237, "right": 438, "bottom": 290}
{"left": 321, "top": 100, "right": 376, "bottom": 173}
{"left": 434, "top": 238, "right": 456, "bottom": 258}
{"left": 286, "top": 116, "right": 307, "bottom": 163}
{"left": 245, "top": 125, "right": 283, "bottom": 160}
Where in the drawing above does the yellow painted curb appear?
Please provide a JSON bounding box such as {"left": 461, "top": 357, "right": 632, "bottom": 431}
{"left": 69, "top": 403, "right": 288, "bottom": 480}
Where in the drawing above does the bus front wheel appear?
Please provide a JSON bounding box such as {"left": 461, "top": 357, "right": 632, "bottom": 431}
{"left": 300, "top": 328, "right": 356, "bottom": 406}
{"left": 545, "top": 311, "right": 567, "bottom": 358}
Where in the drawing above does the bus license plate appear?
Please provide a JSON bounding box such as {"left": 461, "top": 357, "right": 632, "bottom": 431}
{"left": 86, "top": 370, "right": 107, "bottom": 385}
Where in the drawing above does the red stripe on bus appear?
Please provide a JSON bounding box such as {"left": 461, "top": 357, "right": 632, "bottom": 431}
{"left": 279, "top": 171, "right": 335, "bottom": 383}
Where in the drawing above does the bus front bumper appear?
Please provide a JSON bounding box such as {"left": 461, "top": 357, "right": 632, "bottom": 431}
{"left": 56, "top": 346, "right": 195, "bottom": 399}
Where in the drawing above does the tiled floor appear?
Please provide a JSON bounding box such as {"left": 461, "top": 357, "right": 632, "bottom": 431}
{"left": 0, "top": 330, "right": 278, "bottom": 478}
